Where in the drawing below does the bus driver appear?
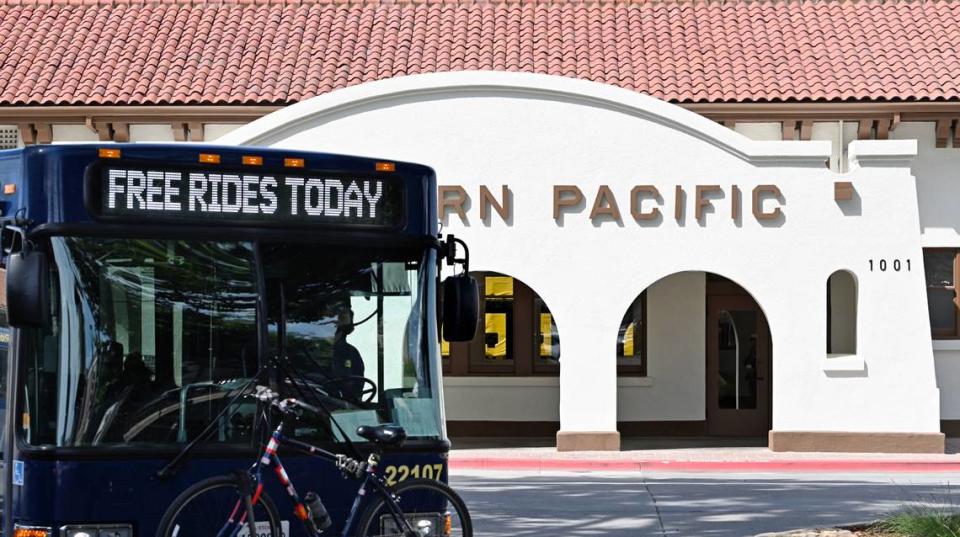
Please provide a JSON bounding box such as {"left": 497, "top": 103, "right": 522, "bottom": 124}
{"left": 331, "top": 305, "right": 366, "bottom": 402}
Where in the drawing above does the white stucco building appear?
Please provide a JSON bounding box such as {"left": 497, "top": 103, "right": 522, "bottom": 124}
{"left": 204, "top": 72, "right": 951, "bottom": 452}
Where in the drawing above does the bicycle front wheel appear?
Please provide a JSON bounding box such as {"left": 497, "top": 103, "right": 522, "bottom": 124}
{"left": 356, "top": 478, "right": 472, "bottom": 537}
{"left": 157, "top": 474, "right": 281, "bottom": 537}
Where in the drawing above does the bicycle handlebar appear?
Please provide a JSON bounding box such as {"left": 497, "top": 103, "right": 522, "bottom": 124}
{"left": 254, "top": 385, "right": 323, "bottom": 418}
{"left": 255, "top": 386, "right": 368, "bottom": 478}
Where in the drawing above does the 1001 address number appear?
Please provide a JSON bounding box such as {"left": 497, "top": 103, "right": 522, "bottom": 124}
{"left": 868, "top": 259, "right": 911, "bottom": 272}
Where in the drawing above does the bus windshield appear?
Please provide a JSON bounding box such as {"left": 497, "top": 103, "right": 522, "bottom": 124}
{"left": 21, "top": 236, "right": 440, "bottom": 448}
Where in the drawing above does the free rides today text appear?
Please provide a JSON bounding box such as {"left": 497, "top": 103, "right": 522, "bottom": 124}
{"left": 106, "top": 168, "right": 385, "bottom": 220}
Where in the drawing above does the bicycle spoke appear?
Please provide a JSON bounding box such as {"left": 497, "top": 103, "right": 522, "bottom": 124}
{"left": 164, "top": 481, "right": 276, "bottom": 537}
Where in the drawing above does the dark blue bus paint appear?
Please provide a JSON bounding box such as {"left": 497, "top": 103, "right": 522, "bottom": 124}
{"left": 12, "top": 452, "right": 446, "bottom": 535}
{"left": 0, "top": 144, "right": 445, "bottom": 537}
{"left": 0, "top": 144, "right": 436, "bottom": 236}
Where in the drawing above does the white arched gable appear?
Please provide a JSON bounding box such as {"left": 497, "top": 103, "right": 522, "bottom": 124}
{"left": 217, "top": 71, "right": 941, "bottom": 448}
{"left": 220, "top": 71, "right": 831, "bottom": 165}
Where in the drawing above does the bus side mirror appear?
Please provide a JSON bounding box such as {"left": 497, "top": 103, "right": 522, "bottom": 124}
{"left": 6, "top": 249, "right": 49, "bottom": 328}
{"left": 442, "top": 274, "right": 479, "bottom": 342}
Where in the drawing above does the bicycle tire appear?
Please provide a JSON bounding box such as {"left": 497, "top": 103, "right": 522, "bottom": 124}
{"left": 356, "top": 478, "right": 472, "bottom": 537}
{"left": 157, "top": 474, "right": 282, "bottom": 537}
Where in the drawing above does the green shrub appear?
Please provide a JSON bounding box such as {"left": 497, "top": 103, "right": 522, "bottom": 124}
{"left": 880, "top": 510, "right": 960, "bottom": 537}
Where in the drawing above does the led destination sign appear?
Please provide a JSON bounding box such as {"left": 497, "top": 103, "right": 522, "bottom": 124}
{"left": 97, "top": 166, "right": 403, "bottom": 227}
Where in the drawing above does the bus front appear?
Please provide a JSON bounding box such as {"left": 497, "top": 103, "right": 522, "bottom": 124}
{"left": 1, "top": 144, "right": 463, "bottom": 537}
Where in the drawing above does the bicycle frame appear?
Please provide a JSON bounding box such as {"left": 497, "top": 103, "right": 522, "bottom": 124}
{"left": 249, "top": 421, "right": 416, "bottom": 537}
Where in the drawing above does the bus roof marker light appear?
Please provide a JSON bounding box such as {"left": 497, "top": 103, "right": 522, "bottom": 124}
{"left": 98, "top": 148, "right": 121, "bottom": 159}
{"left": 242, "top": 155, "right": 263, "bottom": 166}
{"left": 4, "top": 183, "right": 15, "bottom": 194}
{"left": 376, "top": 162, "right": 396, "bottom": 172}
{"left": 199, "top": 153, "right": 220, "bottom": 164}
{"left": 284, "top": 158, "right": 305, "bottom": 168}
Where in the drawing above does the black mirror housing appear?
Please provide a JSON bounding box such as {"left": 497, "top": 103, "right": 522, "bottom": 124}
{"left": 442, "top": 274, "right": 479, "bottom": 342}
{"left": 6, "top": 249, "right": 49, "bottom": 328}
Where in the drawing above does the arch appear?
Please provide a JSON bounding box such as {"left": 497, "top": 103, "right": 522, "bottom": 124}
{"left": 443, "top": 271, "right": 560, "bottom": 370}
{"left": 442, "top": 270, "right": 562, "bottom": 437}
{"left": 217, "top": 71, "right": 830, "bottom": 165}
{"left": 827, "top": 269, "right": 858, "bottom": 355}
{"left": 615, "top": 267, "right": 777, "bottom": 347}
{"left": 616, "top": 271, "right": 773, "bottom": 438}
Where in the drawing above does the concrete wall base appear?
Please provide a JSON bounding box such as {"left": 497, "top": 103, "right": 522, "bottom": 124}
{"left": 769, "top": 431, "right": 945, "bottom": 453}
{"left": 448, "top": 421, "right": 560, "bottom": 437}
{"left": 556, "top": 431, "right": 621, "bottom": 452}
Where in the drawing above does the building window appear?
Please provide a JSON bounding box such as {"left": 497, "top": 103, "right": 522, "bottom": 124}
{"left": 616, "top": 292, "right": 647, "bottom": 376}
{"left": 535, "top": 298, "right": 560, "bottom": 370}
{"left": 826, "top": 270, "right": 857, "bottom": 354}
{"left": 442, "top": 272, "right": 560, "bottom": 376}
{"left": 924, "top": 249, "right": 960, "bottom": 338}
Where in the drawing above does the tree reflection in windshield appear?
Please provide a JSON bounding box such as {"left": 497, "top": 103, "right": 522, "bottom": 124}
{"left": 23, "top": 238, "right": 259, "bottom": 446}
{"left": 21, "top": 238, "right": 441, "bottom": 448}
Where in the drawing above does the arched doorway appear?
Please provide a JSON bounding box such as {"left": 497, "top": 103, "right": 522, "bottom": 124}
{"left": 615, "top": 272, "right": 771, "bottom": 438}
{"left": 705, "top": 274, "right": 771, "bottom": 436}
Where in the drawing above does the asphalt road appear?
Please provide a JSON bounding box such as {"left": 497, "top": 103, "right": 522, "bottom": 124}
{"left": 450, "top": 470, "right": 960, "bottom": 537}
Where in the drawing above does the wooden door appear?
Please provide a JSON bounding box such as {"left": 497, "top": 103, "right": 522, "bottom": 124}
{"left": 706, "top": 295, "right": 771, "bottom": 436}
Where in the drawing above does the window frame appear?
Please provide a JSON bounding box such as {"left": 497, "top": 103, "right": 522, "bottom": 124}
{"left": 825, "top": 269, "right": 857, "bottom": 354}
{"left": 925, "top": 248, "right": 960, "bottom": 340}
{"left": 531, "top": 297, "right": 560, "bottom": 374}
{"left": 616, "top": 292, "right": 648, "bottom": 377}
{"left": 442, "top": 273, "right": 560, "bottom": 376}
{"left": 442, "top": 275, "right": 651, "bottom": 377}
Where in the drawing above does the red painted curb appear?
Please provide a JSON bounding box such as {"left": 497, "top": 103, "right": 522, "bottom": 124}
{"left": 449, "top": 457, "right": 960, "bottom": 473}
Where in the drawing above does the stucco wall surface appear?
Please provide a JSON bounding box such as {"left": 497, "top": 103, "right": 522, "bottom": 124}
{"left": 443, "top": 377, "right": 560, "bottom": 422}
{"left": 618, "top": 271, "right": 706, "bottom": 422}
{"left": 220, "top": 71, "right": 942, "bottom": 435}
{"left": 894, "top": 122, "right": 960, "bottom": 247}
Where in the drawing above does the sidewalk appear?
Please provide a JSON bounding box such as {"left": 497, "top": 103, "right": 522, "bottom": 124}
{"left": 448, "top": 437, "right": 960, "bottom": 473}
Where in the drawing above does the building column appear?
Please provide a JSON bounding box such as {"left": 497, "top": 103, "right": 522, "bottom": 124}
{"left": 556, "top": 303, "right": 620, "bottom": 451}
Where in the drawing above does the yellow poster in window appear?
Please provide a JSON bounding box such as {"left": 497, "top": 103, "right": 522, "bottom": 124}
{"left": 623, "top": 322, "right": 635, "bottom": 357}
{"left": 485, "top": 276, "right": 514, "bottom": 298}
{"left": 441, "top": 336, "right": 450, "bottom": 357}
{"left": 485, "top": 312, "right": 508, "bottom": 359}
{"left": 540, "top": 313, "right": 553, "bottom": 357}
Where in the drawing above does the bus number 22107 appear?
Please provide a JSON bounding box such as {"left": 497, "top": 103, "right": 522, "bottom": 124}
{"left": 383, "top": 464, "right": 445, "bottom": 486}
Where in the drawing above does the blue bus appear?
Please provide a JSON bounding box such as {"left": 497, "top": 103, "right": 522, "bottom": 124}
{"left": 0, "top": 144, "right": 478, "bottom": 537}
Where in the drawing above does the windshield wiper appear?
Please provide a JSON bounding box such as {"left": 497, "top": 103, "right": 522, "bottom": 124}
{"left": 155, "top": 373, "right": 265, "bottom": 480}
{"left": 159, "top": 242, "right": 271, "bottom": 480}
{"left": 271, "top": 355, "right": 363, "bottom": 459}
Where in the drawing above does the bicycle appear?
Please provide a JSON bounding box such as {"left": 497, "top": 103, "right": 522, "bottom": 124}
{"left": 156, "top": 386, "right": 472, "bottom": 537}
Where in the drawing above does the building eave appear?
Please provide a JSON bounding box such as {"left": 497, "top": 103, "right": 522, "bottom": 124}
{"left": 1, "top": 101, "right": 958, "bottom": 146}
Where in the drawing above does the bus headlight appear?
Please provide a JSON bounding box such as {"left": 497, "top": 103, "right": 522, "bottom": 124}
{"left": 60, "top": 524, "right": 132, "bottom": 537}
{"left": 14, "top": 525, "right": 51, "bottom": 537}
{"left": 380, "top": 514, "right": 443, "bottom": 536}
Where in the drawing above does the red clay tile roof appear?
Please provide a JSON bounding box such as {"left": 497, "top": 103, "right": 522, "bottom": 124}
{"left": 0, "top": 0, "right": 957, "bottom": 106}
